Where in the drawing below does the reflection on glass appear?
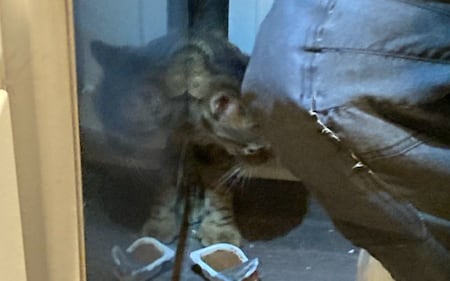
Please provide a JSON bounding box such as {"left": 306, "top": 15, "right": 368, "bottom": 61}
{"left": 75, "top": 0, "right": 359, "bottom": 280}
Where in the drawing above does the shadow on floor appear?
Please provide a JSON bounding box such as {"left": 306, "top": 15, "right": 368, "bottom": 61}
{"left": 234, "top": 179, "right": 309, "bottom": 241}
{"left": 82, "top": 164, "right": 358, "bottom": 281}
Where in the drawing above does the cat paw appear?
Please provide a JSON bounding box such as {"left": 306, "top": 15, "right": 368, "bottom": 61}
{"left": 141, "top": 214, "right": 178, "bottom": 244}
{"left": 197, "top": 216, "right": 242, "bottom": 246}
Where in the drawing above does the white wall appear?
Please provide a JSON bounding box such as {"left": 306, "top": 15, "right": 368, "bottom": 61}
{"left": 75, "top": 0, "right": 278, "bottom": 107}
{"left": 75, "top": 0, "right": 274, "bottom": 87}
{"left": 229, "top": 0, "right": 274, "bottom": 54}
{"left": 74, "top": 0, "right": 168, "bottom": 87}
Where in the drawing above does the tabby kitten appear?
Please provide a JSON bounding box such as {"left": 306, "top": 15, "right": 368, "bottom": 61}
{"left": 89, "top": 30, "right": 271, "bottom": 246}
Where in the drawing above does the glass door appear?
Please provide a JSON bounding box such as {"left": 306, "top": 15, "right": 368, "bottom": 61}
{"left": 3, "top": 0, "right": 433, "bottom": 280}
{"left": 74, "top": 1, "right": 360, "bottom": 280}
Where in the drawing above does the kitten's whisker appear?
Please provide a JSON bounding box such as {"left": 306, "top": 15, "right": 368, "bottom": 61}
{"left": 235, "top": 165, "right": 247, "bottom": 188}
{"left": 230, "top": 166, "right": 243, "bottom": 188}
{"left": 227, "top": 170, "right": 237, "bottom": 188}
{"left": 216, "top": 165, "right": 241, "bottom": 192}
{"left": 216, "top": 167, "right": 235, "bottom": 187}
{"left": 228, "top": 166, "right": 242, "bottom": 183}
{"left": 227, "top": 166, "right": 240, "bottom": 182}
{"left": 242, "top": 171, "right": 250, "bottom": 189}
{"left": 239, "top": 166, "right": 254, "bottom": 191}
{"left": 236, "top": 167, "right": 246, "bottom": 190}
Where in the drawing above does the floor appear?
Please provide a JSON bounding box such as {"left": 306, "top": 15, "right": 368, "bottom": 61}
{"left": 83, "top": 166, "right": 359, "bottom": 281}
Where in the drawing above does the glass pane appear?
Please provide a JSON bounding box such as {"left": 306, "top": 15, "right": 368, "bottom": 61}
{"left": 74, "top": 0, "right": 368, "bottom": 280}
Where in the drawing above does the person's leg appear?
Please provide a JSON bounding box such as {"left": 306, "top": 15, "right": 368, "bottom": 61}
{"left": 246, "top": 98, "right": 450, "bottom": 281}
{"left": 321, "top": 101, "right": 450, "bottom": 225}
{"left": 242, "top": 0, "right": 450, "bottom": 280}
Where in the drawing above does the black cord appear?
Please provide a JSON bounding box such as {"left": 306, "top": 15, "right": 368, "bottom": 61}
{"left": 171, "top": 141, "right": 191, "bottom": 281}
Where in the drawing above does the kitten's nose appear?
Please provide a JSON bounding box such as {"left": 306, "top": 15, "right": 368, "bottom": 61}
{"left": 243, "top": 144, "right": 265, "bottom": 155}
{"left": 241, "top": 143, "right": 273, "bottom": 165}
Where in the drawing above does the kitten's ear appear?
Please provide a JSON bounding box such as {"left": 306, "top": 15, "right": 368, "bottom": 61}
{"left": 90, "top": 40, "right": 120, "bottom": 67}
{"left": 210, "top": 93, "right": 233, "bottom": 116}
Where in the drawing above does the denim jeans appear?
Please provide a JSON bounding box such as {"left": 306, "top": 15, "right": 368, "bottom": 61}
{"left": 242, "top": 0, "right": 450, "bottom": 280}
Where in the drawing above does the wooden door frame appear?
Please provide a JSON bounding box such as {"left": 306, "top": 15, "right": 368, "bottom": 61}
{"left": 0, "top": 89, "right": 28, "bottom": 281}
{"left": 0, "top": 0, "right": 85, "bottom": 280}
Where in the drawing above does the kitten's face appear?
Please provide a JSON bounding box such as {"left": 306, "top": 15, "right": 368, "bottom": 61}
{"left": 191, "top": 83, "right": 272, "bottom": 165}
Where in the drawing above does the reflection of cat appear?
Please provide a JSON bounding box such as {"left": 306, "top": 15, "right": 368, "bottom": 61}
{"left": 90, "top": 30, "right": 271, "bottom": 246}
